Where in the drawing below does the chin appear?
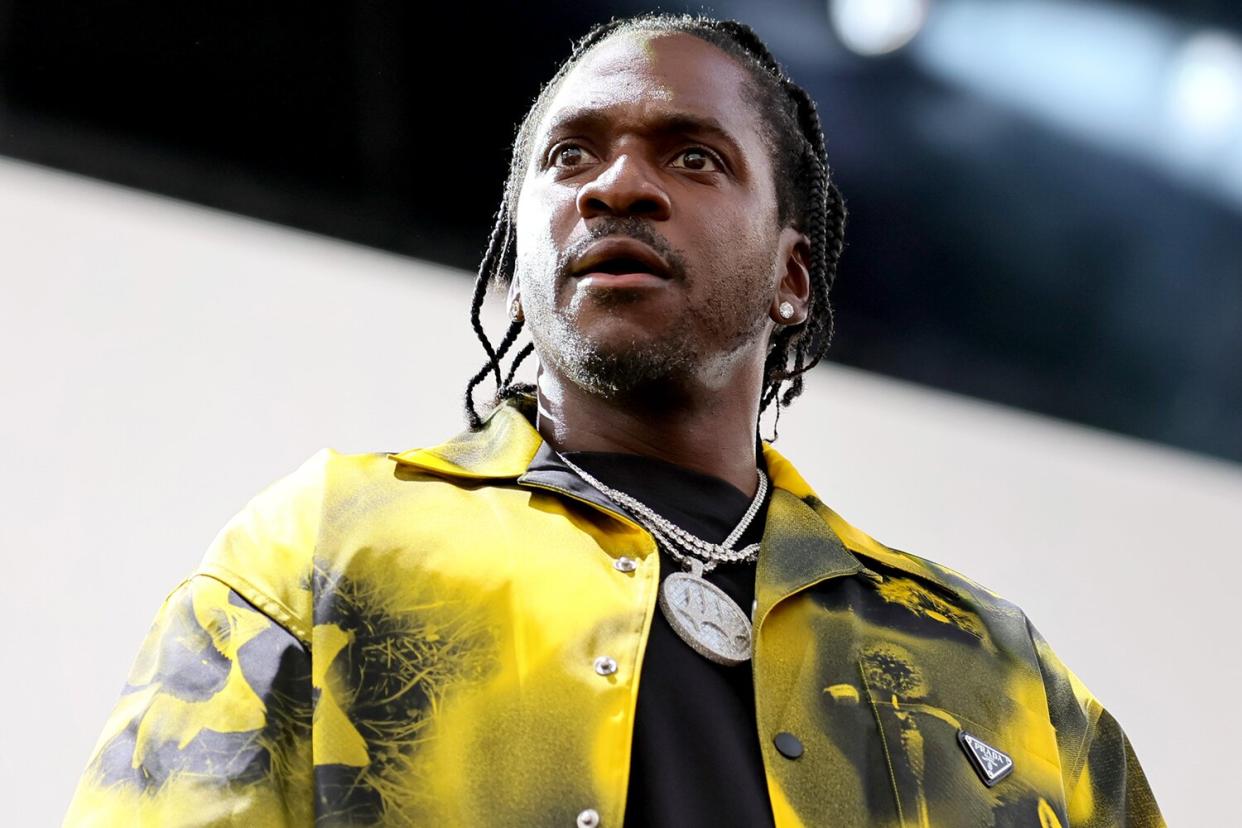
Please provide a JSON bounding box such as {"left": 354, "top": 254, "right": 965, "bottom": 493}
{"left": 558, "top": 330, "right": 696, "bottom": 400}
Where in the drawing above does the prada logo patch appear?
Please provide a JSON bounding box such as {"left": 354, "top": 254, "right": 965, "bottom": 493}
{"left": 957, "top": 730, "right": 1014, "bottom": 787}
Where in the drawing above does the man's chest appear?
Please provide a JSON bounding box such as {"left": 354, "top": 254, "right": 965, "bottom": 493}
{"left": 307, "top": 483, "right": 1069, "bottom": 827}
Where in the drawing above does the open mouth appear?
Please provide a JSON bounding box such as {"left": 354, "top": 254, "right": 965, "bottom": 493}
{"left": 574, "top": 260, "right": 669, "bottom": 290}
{"left": 569, "top": 238, "right": 673, "bottom": 286}
{"left": 582, "top": 257, "right": 666, "bottom": 277}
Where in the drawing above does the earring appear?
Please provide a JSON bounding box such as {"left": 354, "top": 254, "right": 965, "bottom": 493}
{"left": 778, "top": 301, "right": 795, "bottom": 320}
{"left": 509, "top": 297, "right": 523, "bottom": 323}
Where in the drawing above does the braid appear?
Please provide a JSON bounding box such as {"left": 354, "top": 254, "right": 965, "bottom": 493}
{"left": 503, "top": 342, "right": 535, "bottom": 390}
{"left": 463, "top": 13, "right": 847, "bottom": 435}
{"left": 464, "top": 197, "right": 512, "bottom": 428}
{"left": 751, "top": 55, "right": 841, "bottom": 420}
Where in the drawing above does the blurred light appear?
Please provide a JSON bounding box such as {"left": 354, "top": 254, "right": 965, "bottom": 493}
{"left": 1166, "top": 31, "right": 1242, "bottom": 155}
{"left": 829, "top": 0, "right": 931, "bottom": 56}
{"left": 909, "top": 0, "right": 1242, "bottom": 211}
{"left": 911, "top": 0, "right": 1170, "bottom": 149}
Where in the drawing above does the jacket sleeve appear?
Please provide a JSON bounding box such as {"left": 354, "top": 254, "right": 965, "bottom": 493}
{"left": 63, "top": 575, "right": 313, "bottom": 827}
{"left": 1027, "top": 618, "right": 1165, "bottom": 827}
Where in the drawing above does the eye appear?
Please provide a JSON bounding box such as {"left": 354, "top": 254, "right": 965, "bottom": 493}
{"left": 550, "top": 143, "right": 597, "bottom": 169}
{"left": 670, "top": 147, "right": 722, "bottom": 172}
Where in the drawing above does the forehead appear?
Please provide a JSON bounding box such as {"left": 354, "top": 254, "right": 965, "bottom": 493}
{"left": 533, "top": 30, "right": 766, "bottom": 151}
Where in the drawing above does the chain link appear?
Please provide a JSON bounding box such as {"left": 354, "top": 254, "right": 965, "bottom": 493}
{"left": 558, "top": 453, "right": 767, "bottom": 572}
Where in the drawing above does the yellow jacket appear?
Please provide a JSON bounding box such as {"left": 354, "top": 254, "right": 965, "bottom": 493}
{"left": 66, "top": 396, "right": 1164, "bottom": 827}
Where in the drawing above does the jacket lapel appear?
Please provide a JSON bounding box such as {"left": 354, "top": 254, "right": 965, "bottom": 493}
{"left": 754, "top": 488, "right": 864, "bottom": 631}
{"left": 389, "top": 399, "right": 642, "bottom": 529}
{"left": 517, "top": 441, "right": 638, "bottom": 522}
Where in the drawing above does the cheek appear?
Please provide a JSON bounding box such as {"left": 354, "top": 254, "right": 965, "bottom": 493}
{"left": 513, "top": 204, "right": 555, "bottom": 297}
{"left": 689, "top": 205, "right": 779, "bottom": 290}
{"left": 514, "top": 181, "right": 577, "bottom": 290}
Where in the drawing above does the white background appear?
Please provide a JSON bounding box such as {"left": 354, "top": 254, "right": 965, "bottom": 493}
{"left": 2, "top": 157, "right": 1238, "bottom": 824}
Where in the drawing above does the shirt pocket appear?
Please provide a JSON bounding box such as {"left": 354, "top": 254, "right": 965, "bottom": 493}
{"left": 861, "top": 678, "right": 1069, "bottom": 828}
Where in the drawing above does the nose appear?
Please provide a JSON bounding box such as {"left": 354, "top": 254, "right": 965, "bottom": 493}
{"left": 575, "top": 154, "right": 672, "bottom": 221}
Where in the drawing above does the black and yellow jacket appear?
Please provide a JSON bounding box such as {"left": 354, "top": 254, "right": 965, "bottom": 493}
{"left": 66, "top": 396, "right": 1163, "bottom": 827}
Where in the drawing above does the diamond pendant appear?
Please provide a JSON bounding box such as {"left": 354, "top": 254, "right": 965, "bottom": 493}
{"left": 657, "top": 559, "right": 753, "bottom": 666}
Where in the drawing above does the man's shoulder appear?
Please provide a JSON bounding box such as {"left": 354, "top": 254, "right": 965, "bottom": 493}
{"left": 194, "top": 446, "right": 406, "bottom": 640}
{"left": 762, "top": 443, "right": 1029, "bottom": 630}
{"left": 274, "top": 444, "right": 455, "bottom": 495}
{"left": 872, "top": 541, "right": 1027, "bottom": 624}
{"left": 805, "top": 493, "right": 1034, "bottom": 637}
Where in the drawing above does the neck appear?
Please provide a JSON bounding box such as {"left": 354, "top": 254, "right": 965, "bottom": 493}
{"left": 535, "top": 368, "right": 763, "bottom": 497}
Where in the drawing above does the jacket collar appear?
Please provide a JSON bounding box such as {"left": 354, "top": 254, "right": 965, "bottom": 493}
{"left": 388, "top": 395, "right": 544, "bottom": 480}
{"left": 388, "top": 396, "right": 948, "bottom": 618}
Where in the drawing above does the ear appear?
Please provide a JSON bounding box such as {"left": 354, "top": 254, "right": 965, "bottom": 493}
{"left": 770, "top": 227, "right": 811, "bottom": 325}
{"left": 506, "top": 276, "right": 524, "bottom": 324}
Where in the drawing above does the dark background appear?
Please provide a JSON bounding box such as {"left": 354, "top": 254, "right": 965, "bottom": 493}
{"left": 2, "top": 0, "right": 1239, "bottom": 462}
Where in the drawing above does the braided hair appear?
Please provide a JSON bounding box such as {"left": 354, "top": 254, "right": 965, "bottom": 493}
{"left": 463, "top": 13, "right": 847, "bottom": 437}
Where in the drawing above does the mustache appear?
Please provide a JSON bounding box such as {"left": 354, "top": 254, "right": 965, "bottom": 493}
{"left": 555, "top": 218, "right": 689, "bottom": 282}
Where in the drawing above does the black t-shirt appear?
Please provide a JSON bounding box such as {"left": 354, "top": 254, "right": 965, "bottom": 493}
{"left": 554, "top": 450, "right": 776, "bottom": 828}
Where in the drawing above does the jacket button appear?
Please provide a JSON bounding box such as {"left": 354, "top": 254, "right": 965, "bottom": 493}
{"left": 774, "top": 731, "right": 804, "bottom": 759}
{"left": 593, "top": 656, "right": 617, "bottom": 676}
{"left": 613, "top": 556, "right": 637, "bottom": 573}
{"left": 577, "top": 807, "right": 600, "bottom": 827}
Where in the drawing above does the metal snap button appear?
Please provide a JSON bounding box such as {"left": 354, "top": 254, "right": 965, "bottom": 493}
{"left": 774, "top": 731, "right": 804, "bottom": 759}
{"left": 613, "top": 556, "right": 637, "bottom": 573}
{"left": 593, "top": 656, "right": 617, "bottom": 676}
{"left": 577, "top": 807, "right": 600, "bottom": 827}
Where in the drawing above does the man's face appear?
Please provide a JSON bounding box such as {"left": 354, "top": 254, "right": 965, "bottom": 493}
{"left": 513, "top": 30, "right": 792, "bottom": 396}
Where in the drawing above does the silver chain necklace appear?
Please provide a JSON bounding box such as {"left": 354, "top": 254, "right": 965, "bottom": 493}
{"left": 557, "top": 453, "right": 766, "bottom": 666}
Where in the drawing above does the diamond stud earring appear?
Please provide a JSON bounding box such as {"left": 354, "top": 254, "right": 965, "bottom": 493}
{"left": 778, "top": 301, "right": 795, "bottom": 320}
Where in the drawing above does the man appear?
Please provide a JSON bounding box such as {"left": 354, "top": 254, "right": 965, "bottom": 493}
{"left": 67, "top": 14, "right": 1163, "bottom": 827}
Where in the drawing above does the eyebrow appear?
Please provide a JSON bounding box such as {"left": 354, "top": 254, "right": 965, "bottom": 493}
{"left": 540, "top": 106, "right": 749, "bottom": 171}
